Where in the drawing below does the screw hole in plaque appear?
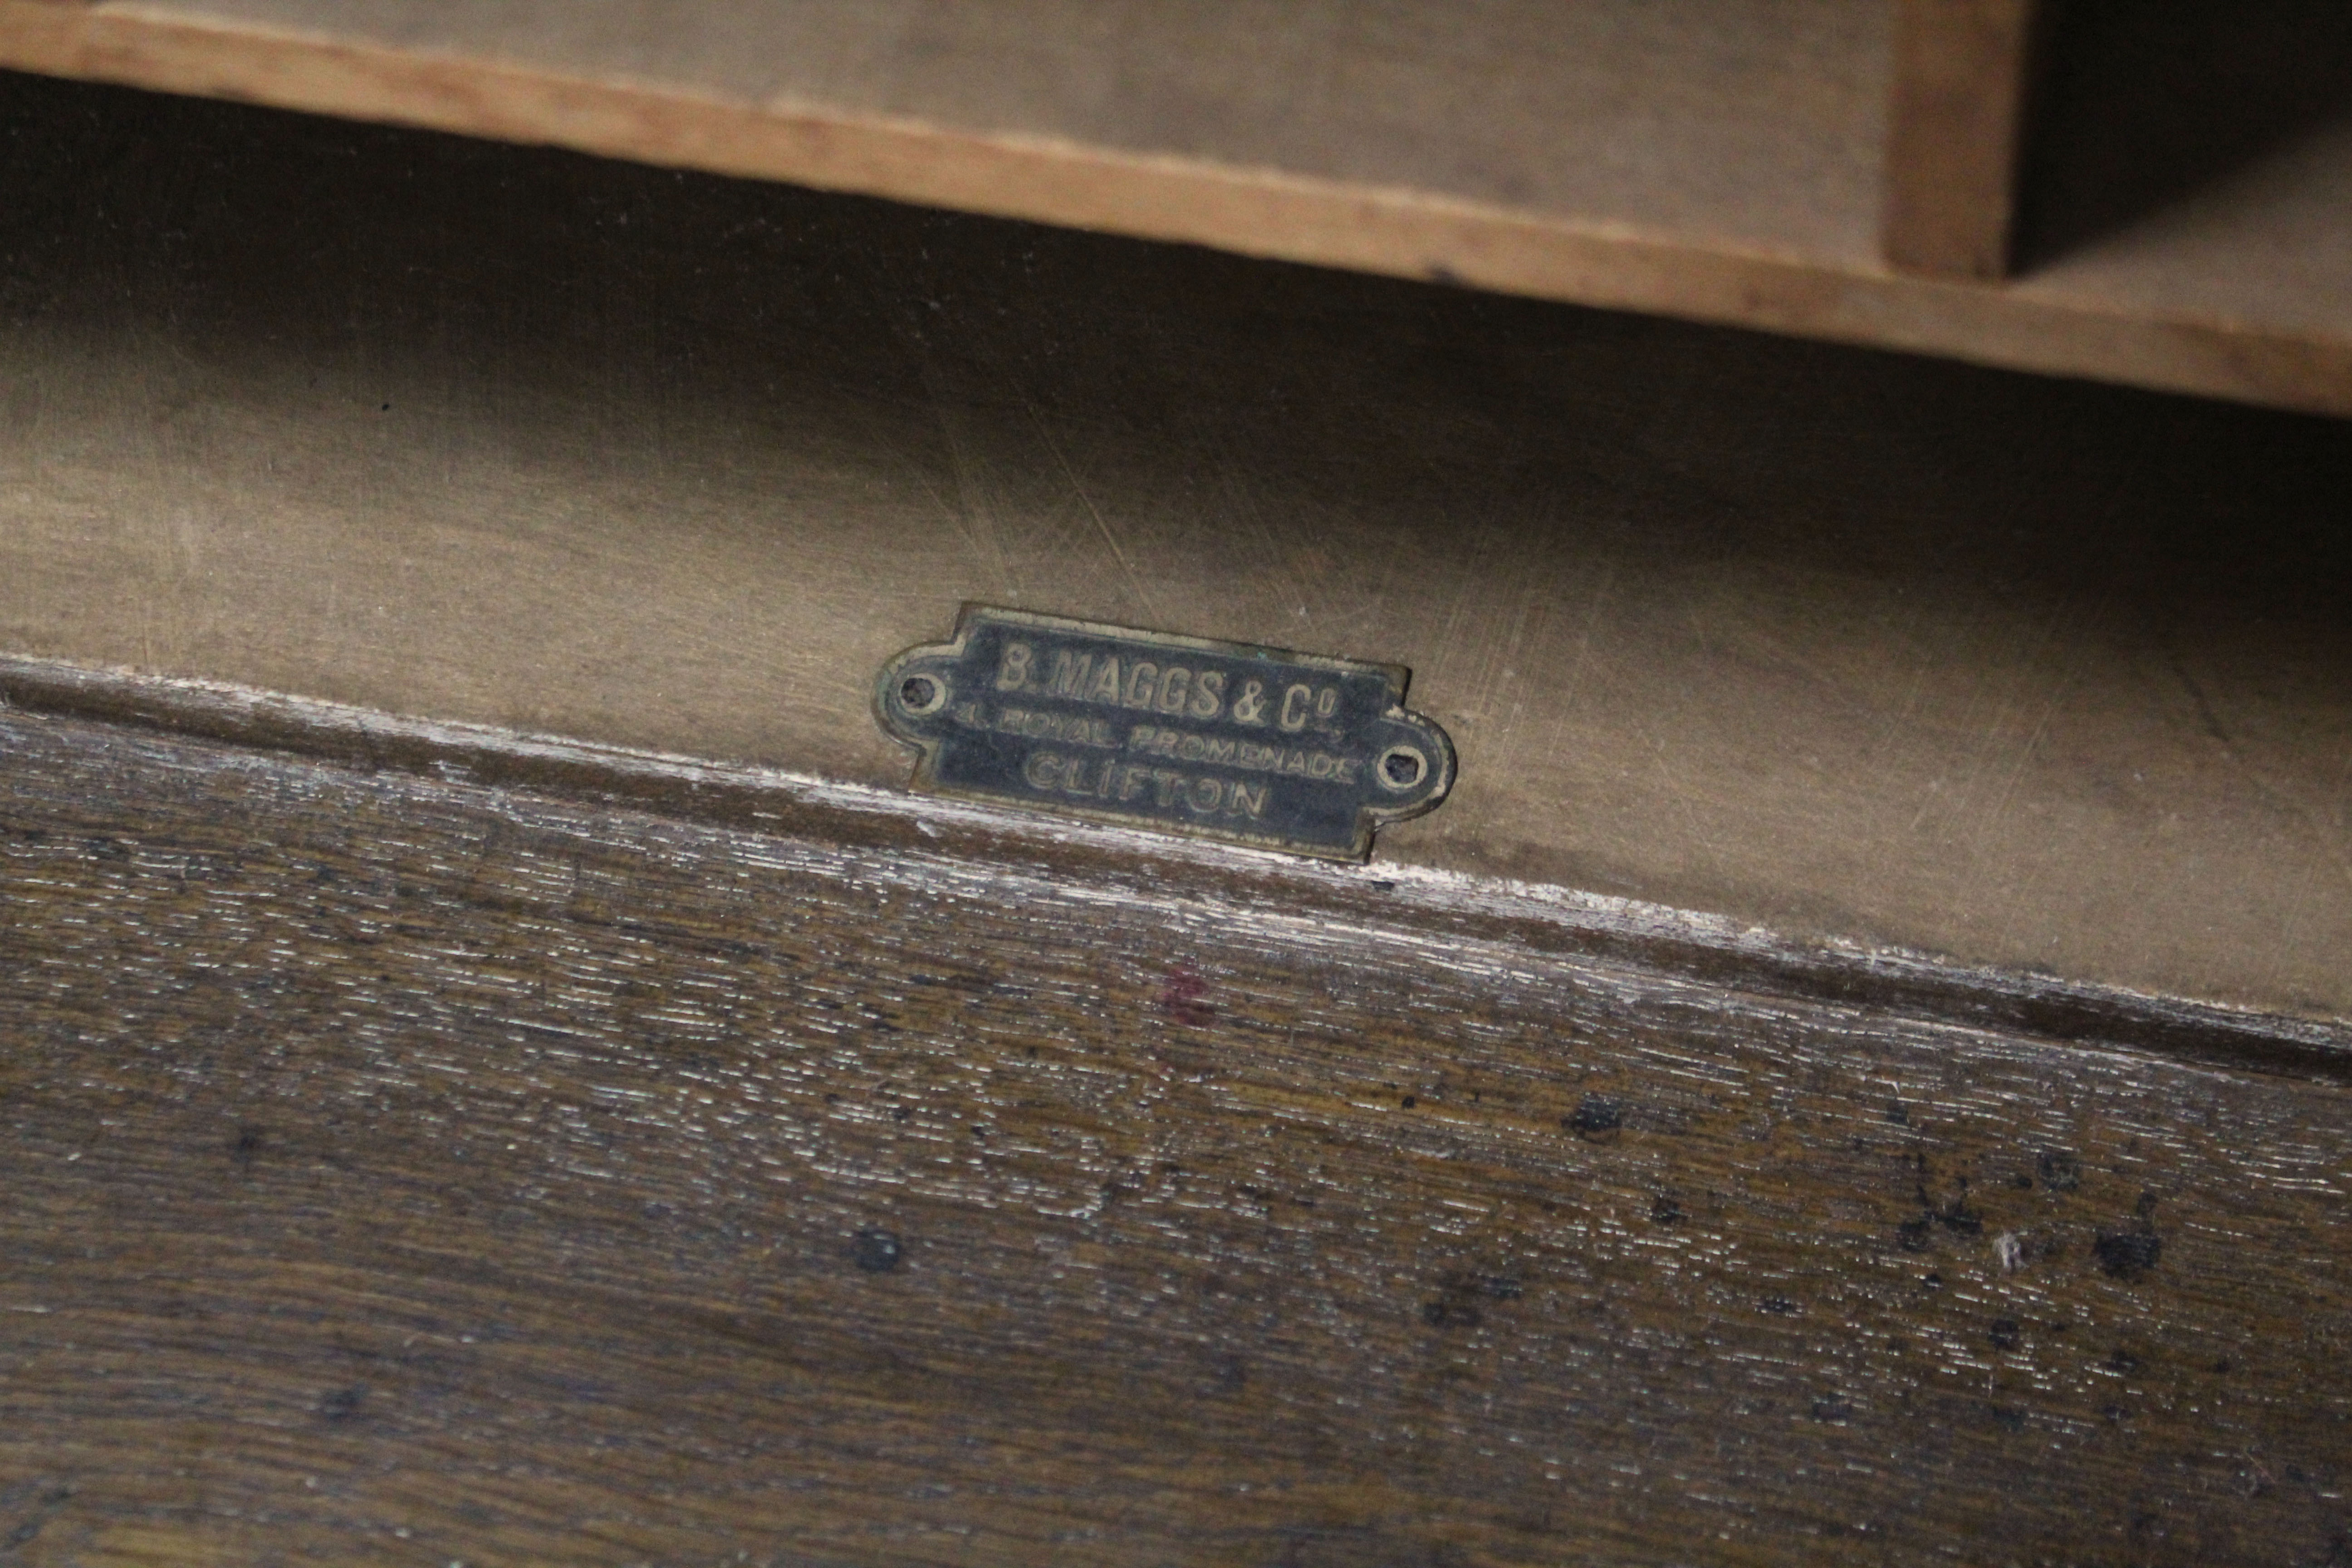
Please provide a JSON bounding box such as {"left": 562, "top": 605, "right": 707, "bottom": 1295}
{"left": 898, "top": 673, "right": 948, "bottom": 714}
{"left": 1378, "top": 745, "right": 1427, "bottom": 791}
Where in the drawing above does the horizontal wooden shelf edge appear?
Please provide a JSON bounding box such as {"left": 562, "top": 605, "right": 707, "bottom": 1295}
{"left": 4, "top": 0, "right": 2349, "bottom": 416}
{"left": 8, "top": 651, "right": 2348, "bottom": 1081}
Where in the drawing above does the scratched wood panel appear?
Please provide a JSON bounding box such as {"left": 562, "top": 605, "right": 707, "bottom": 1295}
{"left": 6, "top": 70, "right": 2352, "bottom": 1024}
{"left": 4, "top": 1, "right": 2352, "bottom": 411}
{"left": 2, "top": 707, "right": 2348, "bottom": 1566}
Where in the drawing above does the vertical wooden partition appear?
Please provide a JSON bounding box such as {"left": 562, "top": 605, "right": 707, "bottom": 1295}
{"left": 1882, "top": 0, "right": 2046, "bottom": 277}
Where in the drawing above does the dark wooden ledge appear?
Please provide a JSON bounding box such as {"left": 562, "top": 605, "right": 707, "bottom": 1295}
{"left": 3, "top": 693, "right": 2350, "bottom": 1564}
{"left": 9, "top": 652, "right": 2349, "bottom": 1085}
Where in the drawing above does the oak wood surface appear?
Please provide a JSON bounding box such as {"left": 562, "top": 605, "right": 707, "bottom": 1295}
{"left": 3, "top": 705, "right": 2350, "bottom": 1566}
{"left": 6, "top": 71, "right": 2352, "bottom": 1024}
{"left": 3, "top": 0, "right": 2352, "bottom": 412}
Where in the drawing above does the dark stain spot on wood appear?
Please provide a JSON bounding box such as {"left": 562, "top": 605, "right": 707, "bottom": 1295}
{"left": 1565, "top": 1093, "right": 1622, "bottom": 1141}
{"left": 1989, "top": 1318, "right": 2023, "bottom": 1351}
{"left": 1989, "top": 1406, "right": 2028, "bottom": 1433}
{"left": 231, "top": 1125, "right": 264, "bottom": 1173}
{"left": 1401, "top": 1095, "right": 1416, "bottom": 1109}
{"left": 1759, "top": 1295, "right": 1798, "bottom": 1315}
{"left": 1, "top": 1486, "right": 73, "bottom": 1552}
{"left": 2038, "top": 1149, "right": 2082, "bottom": 1191}
{"left": 1443, "top": 1272, "right": 1523, "bottom": 1303}
{"left": 1649, "top": 1195, "right": 1681, "bottom": 1225}
{"left": 2094, "top": 1229, "right": 2162, "bottom": 1279}
{"left": 1811, "top": 1396, "right": 1854, "bottom": 1423}
{"left": 1885, "top": 1099, "right": 1910, "bottom": 1125}
{"left": 850, "top": 1228, "right": 903, "bottom": 1274}
{"left": 2108, "top": 1348, "right": 2143, "bottom": 1375}
{"left": 1422, "top": 1272, "right": 1520, "bottom": 1329}
{"left": 317, "top": 1385, "right": 367, "bottom": 1422}
{"left": 1421, "top": 1297, "right": 1480, "bottom": 1330}
{"left": 2010, "top": 1171, "right": 2034, "bottom": 1189}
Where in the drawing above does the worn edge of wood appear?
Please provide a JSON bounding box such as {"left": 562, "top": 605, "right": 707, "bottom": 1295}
{"left": 7, "top": 650, "right": 2347, "bottom": 1082}
{"left": 1, "top": 3, "right": 2350, "bottom": 416}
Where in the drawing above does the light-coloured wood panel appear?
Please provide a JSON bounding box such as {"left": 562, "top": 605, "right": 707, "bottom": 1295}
{"left": 9, "top": 0, "right": 1899, "bottom": 261}
{"left": 3, "top": 74, "right": 2350, "bottom": 1025}
{"left": 2, "top": 0, "right": 2351, "bottom": 412}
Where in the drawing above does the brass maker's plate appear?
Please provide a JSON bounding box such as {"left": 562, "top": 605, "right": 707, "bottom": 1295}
{"left": 877, "top": 606, "right": 1454, "bottom": 860}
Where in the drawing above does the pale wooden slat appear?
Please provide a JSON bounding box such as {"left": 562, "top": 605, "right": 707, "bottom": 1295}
{"left": 1, "top": 0, "right": 2350, "bottom": 412}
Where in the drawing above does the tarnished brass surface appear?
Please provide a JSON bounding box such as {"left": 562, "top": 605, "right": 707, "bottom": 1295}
{"left": 877, "top": 606, "right": 1453, "bottom": 859}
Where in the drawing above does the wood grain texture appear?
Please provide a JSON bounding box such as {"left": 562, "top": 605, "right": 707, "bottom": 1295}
{"left": 1, "top": 1, "right": 2351, "bottom": 411}
{"left": 2, "top": 705, "right": 2351, "bottom": 1565}
{"left": 5, "top": 71, "right": 2352, "bottom": 1024}
{"left": 9, "top": 651, "right": 2347, "bottom": 1082}
{"left": 1882, "top": 0, "right": 2043, "bottom": 278}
